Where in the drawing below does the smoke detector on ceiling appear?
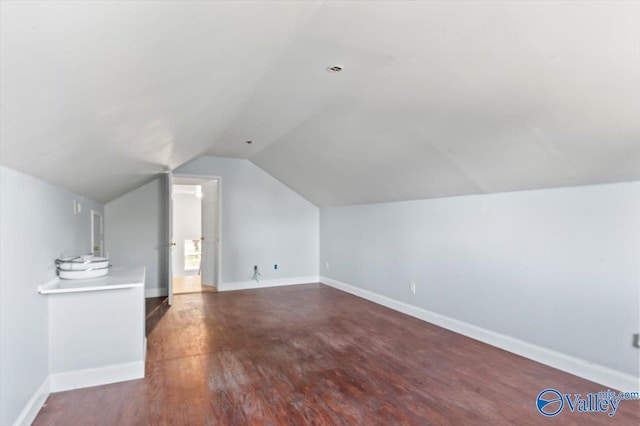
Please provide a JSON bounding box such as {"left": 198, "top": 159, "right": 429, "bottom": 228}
{"left": 327, "top": 65, "right": 343, "bottom": 73}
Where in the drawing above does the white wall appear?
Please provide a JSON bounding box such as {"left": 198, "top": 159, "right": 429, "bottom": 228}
{"left": 48, "top": 284, "right": 145, "bottom": 375}
{"left": 172, "top": 191, "right": 202, "bottom": 276}
{"left": 0, "top": 166, "right": 103, "bottom": 426}
{"left": 104, "top": 156, "right": 319, "bottom": 294}
{"left": 320, "top": 182, "right": 640, "bottom": 376}
{"left": 105, "top": 178, "right": 167, "bottom": 295}
{"left": 200, "top": 180, "right": 218, "bottom": 286}
{"left": 176, "top": 156, "right": 319, "bottom": 285}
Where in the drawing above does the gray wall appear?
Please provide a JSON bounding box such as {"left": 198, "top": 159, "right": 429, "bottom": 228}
{"left": 105, "top": 178, "right": 167, "bottom": 295}
{"left": 105, "top": 156, "right": 319, "bottom": 294}
{"left": 320, "top": 181, "right": 640, "bottom": 376}
{"left": 0, "top": 166, "right": 103, "bottom": 426}
{"left": 176, "top": 156, "right": 319, "bottom": 285}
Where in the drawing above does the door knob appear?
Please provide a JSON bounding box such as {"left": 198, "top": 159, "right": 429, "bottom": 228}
{"left": 165, "top": 242, "right": 176, "bottom": 247}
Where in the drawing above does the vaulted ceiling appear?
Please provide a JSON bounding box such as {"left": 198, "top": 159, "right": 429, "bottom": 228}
{"left": 1, "top": 1, "right": 638, "bottom": 206}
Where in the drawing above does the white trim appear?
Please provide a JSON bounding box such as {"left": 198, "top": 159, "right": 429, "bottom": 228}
{"left": 173, "top": 173, "right": 223, "bottom": 290}
{"left": 166, "top": 171, "right": 174, "bottom": 306}
{"left": 320, "top": 276, "right": 640, "bottom": 392}
{"left": 49, "top": 361, "right": 145, "bottom": 393}
{"left": 218, "top": 276, "right": 319, "bottom": 292}
{"left": 145, "top": 288, "right": 168, "bottom": 298}
{"left": 13, "top": 376, "right": 50, "bottom": 426}
{"left": 14, "top": 350, "right": 147, "bottom": 424}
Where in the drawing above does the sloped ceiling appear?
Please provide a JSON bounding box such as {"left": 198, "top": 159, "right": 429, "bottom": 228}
{"left": 1, "top": 1, "right": 638, "bottom": 206}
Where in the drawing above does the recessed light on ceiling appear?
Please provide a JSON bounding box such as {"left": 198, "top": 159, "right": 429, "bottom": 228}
{"left": 245, "top": 140, "right": 253, "bottom": 144}
{"left": 327, "top": 65, "right": 343, "bottom": 73}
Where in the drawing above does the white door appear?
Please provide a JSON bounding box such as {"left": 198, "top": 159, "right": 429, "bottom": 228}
{"left": 200, "top": 180, "right": 217, "bottom": 286}
{"left": 165, "top": 172, "right": 175, "bottom": 305}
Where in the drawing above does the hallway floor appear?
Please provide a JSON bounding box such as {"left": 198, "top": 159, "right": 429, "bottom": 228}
{"left": 173, "top": 274, "right": 216, "bottom": 294}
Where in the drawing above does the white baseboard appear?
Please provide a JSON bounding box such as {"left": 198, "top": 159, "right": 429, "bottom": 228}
{"left": 49, "top": 361, "right": 145, "bottom": 393}
{"left": 218, "top": 275, "right": 319, "bottom": 292}
{"left": 13, "top": 361, "right": 145, "bottom": 425}
{"left": 320, "top": 276, "right": 639, "bottom": 392}
{"left": 13, "top": 376, "right": 50, "bottom": 426}
{"left": 145, "top": 287, "right": 167, "bottom": 298}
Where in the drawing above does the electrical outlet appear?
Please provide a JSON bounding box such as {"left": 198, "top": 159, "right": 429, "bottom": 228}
{"left": 410, "top": 282, "right": 416, "bottom": 294}
{"left": 325, "top": 262, "right": 330, "bottom": 269}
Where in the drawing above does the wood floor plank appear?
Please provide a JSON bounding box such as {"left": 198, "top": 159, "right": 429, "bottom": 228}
{"left": 33, "top": 284, "right": 639, "bottom": 425}
{"left": 173, "top": 275, "right": 217, "bottom": 295}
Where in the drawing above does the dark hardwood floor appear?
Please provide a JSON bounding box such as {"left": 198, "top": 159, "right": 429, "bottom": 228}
{"left": 34, "top": 284, "right": 639, "bottom": 425}
{"left": 145, "top": 296, "right": 169, "bottom": 337}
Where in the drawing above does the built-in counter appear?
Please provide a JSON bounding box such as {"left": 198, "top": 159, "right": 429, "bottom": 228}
{"left": 39, "top": 267, "right": 146, "bottom": 392}
{"left": 39, "top": 267, "right": 144, "bottom": 294}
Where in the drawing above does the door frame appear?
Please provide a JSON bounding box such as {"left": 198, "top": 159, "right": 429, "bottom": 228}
{"left": 171, "top": 173, "right": 222, "bottom": 291}
{"left": 90, "top": 209, "right": 104, "bottom": 257}
{"left": 165, "top": 172, "right": 174, "bottom": 306}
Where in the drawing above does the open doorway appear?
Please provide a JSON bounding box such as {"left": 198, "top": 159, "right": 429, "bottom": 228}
{"left": 171, "top": 177, "right": 219, "bottom": 295}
